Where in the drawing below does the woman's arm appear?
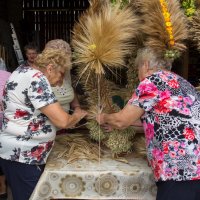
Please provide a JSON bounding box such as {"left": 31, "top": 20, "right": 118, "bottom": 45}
{"left": 40, "top": 102, "right": 87, "bottom": 129}
{"left": 96, "top": 104, "right": 144, "bottom": 129}
{"left": 70, "top": 92, "right": 81, "bottom": 111}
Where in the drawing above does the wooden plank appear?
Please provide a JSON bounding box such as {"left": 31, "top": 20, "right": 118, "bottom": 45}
{"left": 22, "top": 0, "right": 89, "bottom": 48}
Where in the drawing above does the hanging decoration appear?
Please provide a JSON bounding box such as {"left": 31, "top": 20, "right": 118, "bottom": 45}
{"left": 72, "top": 0, "right": 139, "bottom": 78}
{"left": 140, "top": 0, "right": 188, "bottom": 61}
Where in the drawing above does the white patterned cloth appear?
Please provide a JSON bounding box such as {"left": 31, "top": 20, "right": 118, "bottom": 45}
{"left": 30, "top": 134, "right": 156, "bottom": 200}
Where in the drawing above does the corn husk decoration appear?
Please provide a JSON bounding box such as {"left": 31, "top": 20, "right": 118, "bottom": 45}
{"left": 140, "top": 0, "right": 188, "bottom": 61}
{"left": 72, "top": 0, "right": 139, "bottom": 78}
{"left": 72, "top": 0, "right": 139, "bottom": 155}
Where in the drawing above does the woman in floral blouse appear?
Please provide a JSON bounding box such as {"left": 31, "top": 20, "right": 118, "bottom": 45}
{"left": 96, "top": 48, "right": 200, "bottom": 200}
{"left": 0, "top": 48, "right": 87, "bottom": 200}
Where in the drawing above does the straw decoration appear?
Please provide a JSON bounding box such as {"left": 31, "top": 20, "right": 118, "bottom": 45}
{"left": 140, "top": 0, "right": 188, "bottom": 60}
{"left": 54, "top": 134, "right": 102, "bottom": 163}
{"left": 72, "top": 0, "right": 139, "bottom": 78}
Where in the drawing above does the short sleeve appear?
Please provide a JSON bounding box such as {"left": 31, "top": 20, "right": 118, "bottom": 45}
{"left": 28, "top": 73, "right": 57, "bottom": 109}
{"left": 128, "top": 78, "right": 159, "bottom": 111}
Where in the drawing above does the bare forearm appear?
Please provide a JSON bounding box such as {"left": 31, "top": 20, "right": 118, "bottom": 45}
{"left": 96, "top": 104, "right": 144, "bottom": 130}
{"left": 40, "top": 102, "right": 87, "bottom": 129}
{"left": 101, "top": 113, "right": 130, "bottom": 129}
{"left": 65, "top": 113, "right": 82, "bottom": 128}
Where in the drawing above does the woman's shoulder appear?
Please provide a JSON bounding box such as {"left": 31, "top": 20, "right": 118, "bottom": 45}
{"left": 16, "top": 66, "right": 44, "bottom": 77}
{"left": 9, "top": 66, "right": 46, "bottom": 86}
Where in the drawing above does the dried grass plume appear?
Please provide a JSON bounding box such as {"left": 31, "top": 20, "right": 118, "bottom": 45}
{"left": 140, "top": 0, "right": 188, "bottom": 59}
{"left": 72, "top": 0, "right": 139, "bottom": 78}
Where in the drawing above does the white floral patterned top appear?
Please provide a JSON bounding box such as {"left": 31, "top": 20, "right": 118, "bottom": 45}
{"left": 0, "top": 65, "right": 57, "bottom": 165}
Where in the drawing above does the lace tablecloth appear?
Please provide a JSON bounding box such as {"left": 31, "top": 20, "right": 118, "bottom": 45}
{"left": 30, "top": 134, "right": 156, "bottom": 200}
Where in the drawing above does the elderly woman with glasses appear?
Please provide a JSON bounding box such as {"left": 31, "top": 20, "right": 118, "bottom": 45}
{"left": 0, "top": 48, "right": 87, "bottom": 200}
{"left": 96, "top": 47, "right": 200, "bottom": 200}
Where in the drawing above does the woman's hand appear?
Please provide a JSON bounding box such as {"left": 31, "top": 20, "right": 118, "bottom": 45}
{"left": 74, "top": 108, "right": 88, "bottom": 121}
{"left": 96, "top": 113, "right": 105, "bottom": 125}
{"left": 101, "top": 123, "right": 113, "bottom": 132}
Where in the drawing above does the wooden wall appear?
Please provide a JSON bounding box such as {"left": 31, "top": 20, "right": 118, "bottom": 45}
{"left": 22, "top": 0, "right": 89, "bottom": 50}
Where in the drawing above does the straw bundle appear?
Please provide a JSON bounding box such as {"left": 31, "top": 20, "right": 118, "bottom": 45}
{"left": 71, "top": 0, "right": 140, "bottom": 155}
{"left": 72, "top": 0, "right": 139, "bottom": 78}
{"left": 56, "top": 134, "right": 101, "bottom": 163}
{"left": 105, "top": 127, "right": 135, "bottom": 154}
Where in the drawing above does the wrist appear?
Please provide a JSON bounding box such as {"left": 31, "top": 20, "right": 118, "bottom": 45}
{"left": 101, "top": 113, "right": 106, "bottom": 124}
{"left": 73, "top": 111, "right": 83, "bottom": 122}
{"left": 73, "top": 105, "right": 81, "bottom": 109}
{"left": 97, "top": 113, "right": 106, "bottom": 125}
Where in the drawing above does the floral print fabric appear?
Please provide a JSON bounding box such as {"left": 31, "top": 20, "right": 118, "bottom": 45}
{"left": 129, "top": 70, "right": 200, "bottom": 181}
{"left": 0, "top": 65, "right": 57, "bottom": 165}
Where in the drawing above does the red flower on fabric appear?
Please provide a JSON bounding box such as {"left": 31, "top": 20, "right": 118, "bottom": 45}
{"left": 183, "top": 128, "right": 195, "bottom": 141}
{"left": 31, "top": 146, "right": 44, "bottom": 161}
{"left": 192, "top": 177, "right": 200, "bottom": 180}
{"left": 178, "top": 149, "right": 185, "bottom": 156}
{"left": 29, "top": 122, "right": 40, "bottom": 131}
{"left": 144, "top": 123, "right": 154, "bottom": 145}
{"left": 14, "top": 110, "right": 29, "bottom": 119}
{"left": 33, "top": 72, "right": 43, "bottom": 78}
{"left": 138, "top": 82, "right": 158, "bottom": 100}
{"left": 45, "top": 141, "right": 54, "bottom": 151}
{"left": 37, "top": 87, "right": 43, "bottom": 94}
{"left": 185, "top": 134, "right": 195, "bottom": 141}
{"left": 162, "top": 142, "right": 169, "bottom": 154}
{"left": 154, "top": 165, "right": 162, "bottom": 180}
{"left": 168, "top": 79, "right": 179, "bottom": 88}
{"left": 154, "top": 99, "right": 171, "bottom": 113}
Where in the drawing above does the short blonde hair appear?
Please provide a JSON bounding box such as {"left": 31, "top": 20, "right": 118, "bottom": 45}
{"left": 135, "top": 48, "right": 172, "bottom": 71}
{"left": 34, "top": 48, "right": 71, "bottom": 71}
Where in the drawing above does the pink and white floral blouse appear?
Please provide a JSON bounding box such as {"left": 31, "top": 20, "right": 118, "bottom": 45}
{"left": 0, "top": 65, "right": 57, "bottom": 165}
{"left": 129, "top": 70, "right": 200, "bottom": 182}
